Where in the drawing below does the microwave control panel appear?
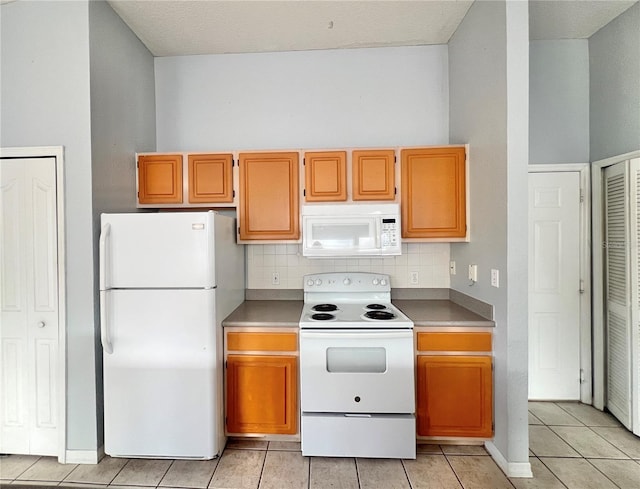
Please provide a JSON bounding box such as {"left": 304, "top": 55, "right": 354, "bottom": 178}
{"left": 381, "top": 218, "right": 399, "bottom": 249}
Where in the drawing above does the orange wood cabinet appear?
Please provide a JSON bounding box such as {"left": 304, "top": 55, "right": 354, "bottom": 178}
{"left": 225, "top": 331, "right": 298, "bottom": 435}
{"left": 304, "top": 151, "right": 347, "bottom": 202}
{"left": 188, "top": 153, "right": 233, "bottom": 203}
{"left": 352, "top": 149, "right": 396, "bottom": 201}
{"left": 137, "top": 154, "right": 183, "bottom": 204}
{"left": 416, "top": 331, "right": 493, "bottom": 438}
{"left": 238, "top": 152, "right": 300, "bottom": 240}
{"left": 401, "top": 147, "right": 466, "bottom": 238}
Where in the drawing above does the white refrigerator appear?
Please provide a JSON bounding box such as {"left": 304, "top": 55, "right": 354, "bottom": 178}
{"left": 99, "top": 211, "right": 244, "bottom": 459}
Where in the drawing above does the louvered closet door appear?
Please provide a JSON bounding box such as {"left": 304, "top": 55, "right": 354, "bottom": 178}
{"left": 603, "top": 162, "right": 632, "bottom": 430}
{"left": 630, "top": 158, "right": 640, "bottom": 436}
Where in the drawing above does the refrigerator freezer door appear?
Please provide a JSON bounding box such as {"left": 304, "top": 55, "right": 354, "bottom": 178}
{"left": 100, "top": 211, "right": 218, "bottom": 289}
{"left": 102, "top": 288, "right": 220, "bottom": 459}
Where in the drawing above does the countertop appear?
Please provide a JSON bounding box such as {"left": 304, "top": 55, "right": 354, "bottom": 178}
{"left": 222, "top": 299, "right": 494, "bottom": 328}
{"left": 222, "top": 300, "right": 303, "bottom": 327}
{"left": 392, "top": 300, "right": 494, "bottom": 327}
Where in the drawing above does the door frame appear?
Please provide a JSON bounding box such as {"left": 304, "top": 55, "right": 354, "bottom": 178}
{"left": 528, "top": 163, "right": 592, "bottom": 403}
{"left": 592, "top": 150, "right": 640, "bottom": 411}
{"left": 0, "top": 146, "right": 67, "bottom": 462}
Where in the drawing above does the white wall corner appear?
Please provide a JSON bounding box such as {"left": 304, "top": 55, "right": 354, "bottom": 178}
{"left": 485, "top": 441, "right": 533, "bottom": 478}
{"left": 64, "top": 446, "right": 105, "bottom": 464}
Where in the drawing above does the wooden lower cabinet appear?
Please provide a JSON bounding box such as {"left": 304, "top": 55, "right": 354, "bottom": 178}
{"left": 416, "top": 355, "right": 492, "bottom": 438}
{"left": 225, "top": 330, "right": 298, "bottom": 436}
{"left": 226, "top": 354, "right": 298, "bottom": 434}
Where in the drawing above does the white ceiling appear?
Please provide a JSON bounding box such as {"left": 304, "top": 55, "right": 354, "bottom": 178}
{"left": 107, "top": 0, "right": 638, "bottom": 57}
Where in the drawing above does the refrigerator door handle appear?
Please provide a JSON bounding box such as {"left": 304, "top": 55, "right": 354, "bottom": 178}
{"left": 100, "top": 290, "right": 113, "bottom": 354}
{"left": 99, "top": 222, "right": 111, "bottom": 290}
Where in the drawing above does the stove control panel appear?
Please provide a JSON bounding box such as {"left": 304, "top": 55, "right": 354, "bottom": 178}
{"left": 303, "top": 272, "right": 391, "bottom": 293}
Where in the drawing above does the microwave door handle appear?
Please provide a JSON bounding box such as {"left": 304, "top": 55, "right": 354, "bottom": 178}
{"left": 375, "top": 219, "right": 381, "bottom": 249}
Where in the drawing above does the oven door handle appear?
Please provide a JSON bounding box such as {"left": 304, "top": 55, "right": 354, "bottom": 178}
{"left": 300, "top": 331, "right": 412, "bottom": 340}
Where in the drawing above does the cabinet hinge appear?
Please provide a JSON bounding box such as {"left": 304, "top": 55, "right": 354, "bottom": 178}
{"left": 303, "top": 158, "right": 306, "bottom": 166}
{"left": 237, "top": 227, "right": 240, "bottom": 236}
{"left": 303, "top": 189, "right": 306, "bottom": 196}
{"left": 225, "top": 360, "right": 228, "bottom": 369}
{"left": 394, "top": 187, "right": 397, "bottom": 195}
{"left": 136, "top": 160, "right": 139, "bottom": 168}
{"left": 232, "top": 159, "right": 235, "bottom": 167}
{"left": 233, "top": 190, "right": 236, "bottom": 198}
{"left": 394, "top": 156, "right": 397, "bottom": 163}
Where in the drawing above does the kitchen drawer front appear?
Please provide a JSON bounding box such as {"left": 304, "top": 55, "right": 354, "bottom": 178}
{"left": 416, "top": 332, "right": 491, "bottom": 352}
{"left": 226, "top": 332, "right": 298, "bottom": 352}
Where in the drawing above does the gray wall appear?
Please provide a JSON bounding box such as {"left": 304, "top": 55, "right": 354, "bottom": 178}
{"left": 154, "top": 45, "right": 449, "bottom": 151}
{"left": 529, "top": 40, "right": 590, "bottom": 164}
{"left": 590, "top": 2, "right": 640, "bottom": 162}
{"left": 1, "top": 0, "right": 156, "bottom": 453}
{"left": 449, "top": 0, "right": 530, "bottom": 468}
{"left": 88, "top": 0, "right": 156, "bottom": 447}
{"left": 1, "top": 0, "right": 97, "bottom": 450}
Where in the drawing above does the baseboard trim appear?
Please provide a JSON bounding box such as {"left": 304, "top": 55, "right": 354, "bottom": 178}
{"left": 64, "top": 446, "right": 104, "bottom": 464}
{"left": 484, "top": 441, "right": 532, "bottom": 478}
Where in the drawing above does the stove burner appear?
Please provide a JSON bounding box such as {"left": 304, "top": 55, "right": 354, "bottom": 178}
{"left": 311, "top": 313, "right": 336, "bottom": 321}
{"left": 364, "top": 310, "right": 396, "bottom": 320}
{"left": 366, "top": 304, "right": 387, "bottom": 310}
{"left": 312, "top": 304, "right": 338, "bottom": 312}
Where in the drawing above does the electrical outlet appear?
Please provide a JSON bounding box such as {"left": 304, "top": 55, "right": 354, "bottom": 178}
{"left": 491, "top": 269, "right": 500, "bottom": 288}
{"left": 449, "top": 261, "right": 456, "bottom": 275}
{"left": 272, "top": 271, "right": 280, "bottom": 285}
{"left": 468, "top": 264, "right": 478, "bottom": 282}
{"left": 409, "top": 271, "right": 419, "bottom": 285}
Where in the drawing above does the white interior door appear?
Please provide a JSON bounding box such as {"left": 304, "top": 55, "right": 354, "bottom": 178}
{"left": 603, "top": 161, "right": 632, "bottom": 429}
{"left": 1, "top": 157, "right": 59, "bottom": 455}
{"left": 528, "top": 171, "right": 582, "bottom": 400}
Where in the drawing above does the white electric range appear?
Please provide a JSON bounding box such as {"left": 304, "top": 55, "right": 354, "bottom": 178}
{"left": 299, "top": 272, "right": 416, "bottom": 459}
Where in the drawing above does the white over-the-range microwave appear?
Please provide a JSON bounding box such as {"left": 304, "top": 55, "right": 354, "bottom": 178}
{"left": 302, "top": 203, "right": 401, "bottom": 257}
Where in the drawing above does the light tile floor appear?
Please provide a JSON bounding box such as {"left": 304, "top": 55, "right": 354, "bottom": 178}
{"left": 2, "top": 402, "right": 640, "bottom": 488}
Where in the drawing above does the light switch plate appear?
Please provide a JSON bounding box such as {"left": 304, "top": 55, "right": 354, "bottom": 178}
{"left": 468, "top": 264, "right": 478, "bottom": 282}
{"left": 491, "top": 269, "right": 499, "bottom": 287}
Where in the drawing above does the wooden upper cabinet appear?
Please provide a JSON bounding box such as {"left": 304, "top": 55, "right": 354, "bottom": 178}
{"left": 352, "top": 149, "right": 396, "bottom": 201}
{"left": 401, "top": 147, "right": 466, "bottom": 238}
{"left": 137, "top": 154, "right": 183, "bottom": 204}
{"left": 238, "top": 152, "right": 300, "bottom": 240}
{"left": 188, "top": 153, "right": 233, "bottom": 203}
{"left": 304, "top": 151, "right": 347, "bottom": 202}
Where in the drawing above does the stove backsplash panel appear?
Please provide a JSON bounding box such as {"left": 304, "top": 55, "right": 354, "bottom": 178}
{"left": 247, "top": 242, "right": 450, "bottom": 289}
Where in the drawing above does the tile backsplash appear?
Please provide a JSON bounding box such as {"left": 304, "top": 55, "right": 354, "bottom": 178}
{"left": 246, "top": 243, "right": 451, "bottom": 289}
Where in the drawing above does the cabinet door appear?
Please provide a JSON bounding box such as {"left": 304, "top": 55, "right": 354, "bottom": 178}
{"left": 352, "top": 149, "right": 395, "bottom": 201}
{"left": 401, "top": 147, "right": 466, "bottom": 238}
{"left": 304, "top": 151, "right": 347, "bottom": 202}
{"left": 239, "top": 152, "right": 300, "bottom": 240}
{"left": 188, "top": 154, "right": 233, "bottom": 203}
{"left": 416, "top": 355, "right": 492, "bottom": 437}
{"left": 138, "top": 154, "right": 183, "bottom": 204}
{"left": 226, "top": 355, "right": 298, "bottom": 435}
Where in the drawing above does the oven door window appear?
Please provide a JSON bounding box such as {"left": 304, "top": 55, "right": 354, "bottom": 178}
{"left": 326, "top": 347, "right": 386, "bottom": 373}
